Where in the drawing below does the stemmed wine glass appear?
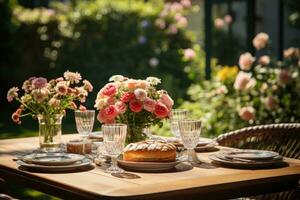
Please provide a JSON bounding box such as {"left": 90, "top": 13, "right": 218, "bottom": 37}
{"left": 75, "top": 110, "right": 95, "bottom": 153}
{"left": 178, "top": 119, "right": 202, "bottom": 164}
{"left": 170, "top": 109, "right": 189, "bottom": 139}
{"left": 102, "top": 123, "right": 127, "bottom": 173}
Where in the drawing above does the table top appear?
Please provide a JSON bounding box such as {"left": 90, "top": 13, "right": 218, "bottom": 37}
{"left": 0, "top": 134, "right": 300, "bottom": 200}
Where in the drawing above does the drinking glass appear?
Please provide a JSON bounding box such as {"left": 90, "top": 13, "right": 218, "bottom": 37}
{"left": 75, "top": 110, "right": 95, "bottom": 154}
{"left": 178, "top": 119, "right": 202, "bottom": 164}
{"left": 102, "top": 124, "right": 127, "bottom": 173}
{"left": 170, "top": 109, "right": 189, "bottom": 139}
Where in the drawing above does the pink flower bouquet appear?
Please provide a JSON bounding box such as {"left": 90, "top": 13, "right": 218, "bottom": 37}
{"left": 7, "top": 71, "right": 93, "bottom": 151}
{"left": 94, "top": 75, "right": 174, "bottom": 143}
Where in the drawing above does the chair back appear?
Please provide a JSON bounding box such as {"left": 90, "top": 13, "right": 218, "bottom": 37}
{"left": 215, "top": 123, "right": 300, "bottom": 159}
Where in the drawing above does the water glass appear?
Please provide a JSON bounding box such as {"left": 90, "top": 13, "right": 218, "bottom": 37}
{"left": 75, "top": 110, "right": 95, "bottom": 138}
{"left": 102, "top": 124, "right": 127, "bottom": 173}
{"left": 178, "top": 119, "right": 202, "bottom": 164}
{"left": 170, "top": 109, "right": 189, "bottom": 139}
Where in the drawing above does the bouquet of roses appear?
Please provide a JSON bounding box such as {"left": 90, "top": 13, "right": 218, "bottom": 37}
{"left": 7, "top": 70, "right": 93, "bottom": 124}
{"left": 94, "top": 75, "right": 174, "bottom": 143}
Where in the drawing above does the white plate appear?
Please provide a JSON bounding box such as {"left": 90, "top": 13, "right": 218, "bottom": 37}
{"left": 17, "top": 158, "right": 92, "bottom": 171}
{"left": 117, "top": 159, "right": 181, "bottom": 172}
{"left": 22, "top": 153, "right": 85, "bottom": 166}
{"left": 209, "top": 154, "right": 284, "bottom": 168}
{"left": 224, "top": 150, "right": 279, "bottom": 160}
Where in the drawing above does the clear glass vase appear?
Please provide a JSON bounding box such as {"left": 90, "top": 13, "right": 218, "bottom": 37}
{"left": 38, "top": 114, "right": 63, "bottom": 152}
{"left": 126, "top": 124, "right": 147, "bottom": 144}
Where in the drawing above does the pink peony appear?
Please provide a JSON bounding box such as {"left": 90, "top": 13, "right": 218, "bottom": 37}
{"left": 278, "top": 69, "right": 291, "bottom": 84}
{"left": 183, "top": 48, "right": 196, "bottom": 60}
{"left": 214, "top": 18, "right": 225, "bottom": 29}
{"left": 144, "top": 97, "right": 157, "bottom": 112}
{"left": 32, "top": 77, "right": 47, "bottom": 89}
{"left": 252, "top": 32, "right": 269, "bottom": 50}
{"left": 154, "top": 102, "right": 169, "bottom": 119}
{"left": 258, "top": 55, "right": 270, "bottom": 65}
{"left": 265, "top": 97, "right": 278, "bottom": 110}
{"left": 120, "top": 92, "right": 135, "bottom": 103}
{"left": 100, "top": 83, "right": 117, "bottom": 97}
{"left": 239, "top": 52, "right": 255, "bottom": 70}
{"left": 134, "top": 88, "right": 147, "bottom": 101}
{"left": 129, "top": 100, "right": 143, "bottom": 113}
{"left": 234, "top": 72, "right": 256, "bottom": 91}
{"left": 159, "top": 94, "right": 174, "bottom": 110}
{"left": 239, "top": 106, "right": 255, "bottom": 121}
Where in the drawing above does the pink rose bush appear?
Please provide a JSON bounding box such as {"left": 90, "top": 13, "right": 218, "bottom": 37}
{"left": 94, "top": 75, "right": 174, "bottom": 143}
{"left": 182, "top": 32, "right": 300, "bottom": 136}
{"left": 7, "top": 71, "right": 92, "bottom": 124}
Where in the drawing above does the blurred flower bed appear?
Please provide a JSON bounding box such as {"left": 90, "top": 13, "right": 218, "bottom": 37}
{"left": 0, "top": 0, "right": 203, "bottom": 109}
{"left": 181, "top": 33, "right": 300, "bottom": 137}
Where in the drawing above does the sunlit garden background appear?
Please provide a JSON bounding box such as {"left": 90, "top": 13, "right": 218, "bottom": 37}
{"left": 1, "top": 0, "right": 300, "bottom": 199}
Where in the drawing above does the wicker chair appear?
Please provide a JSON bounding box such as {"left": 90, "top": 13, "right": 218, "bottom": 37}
{"left": 215, "top": 123, "right": 300, "bottom": 200}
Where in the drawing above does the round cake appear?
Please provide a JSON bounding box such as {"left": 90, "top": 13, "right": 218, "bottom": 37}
{"left": 123, "top": 141, "right": 176, "bottom": 162}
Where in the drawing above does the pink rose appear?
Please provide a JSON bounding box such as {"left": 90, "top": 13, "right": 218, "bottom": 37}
{"left": 238, "top": 52, "right": 255, "bottom": 70}
{"left": 98, "top": 105, "right": 119, "bottom": 123}
{"left": 214, "top": 18, "right": 225, "bottom": 29}
{"left": 224, "top": 14, "right": 232, "bottom": 24}
{"left": 120, "top": 92, "right": 135, "bottom": 103}
{"left": 234, "top": 72, "right": 256, "bottom": 91}
{"left": 258, "top": 55, "right": 270, "bottom": 65}
{"left": 283, "top": 47, "right": 300, "bottom": 59}
{"left": 32, "top": 77, "right": 47, "bottom": 89}
{"left": 278, "top": 69, "right": 291, "bottom": 84}
{"left": 144, "top": 97, "right": 157, "bottom": 112}
{"left": 134, "top": 88, "right": 147, "bottom": 101}
{"left": 180, "top": 0, "right": 191, "bottom": 8}
{"left": 183, "top": 48, "right": 196, "bottom": 60}
{"left": 154, "top": 102, "right": 169, "bottom": 119}
{"left": 239, "top": 106, "right": 255, "bottom": 121}
{"left": 129, "top": 100, "right": 143, "bottom": 113}
{"left": 159, "top": 94, "right": 174, "bottom": 110}
{"left": 265, "top": 97, "right": 278, "bottom": 110}
{"left": 101, "top": 83, "right": 117, "bottom": 97}
{"left": 252, "top": 32, "right": 269, "bottom": 50}
{"left": 167, "top": 24, "right": 178, "bottom": 35}
{"left": 115, "top": 101, "right": 127, "bottom": 114}
{"left": 97, "top": 112, "right": 116, "bottom": 124}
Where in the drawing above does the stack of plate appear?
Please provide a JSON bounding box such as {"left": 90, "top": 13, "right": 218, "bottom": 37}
{"left": 17, "top": 153, "right": 92, "bottom": 171}
{"left": 209, "top": 149, "right": 284, "bottom": 168}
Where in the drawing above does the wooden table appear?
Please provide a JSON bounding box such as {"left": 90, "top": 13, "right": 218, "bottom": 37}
{"left": 0, "top": 134, "right": 300, "bottom": 200}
